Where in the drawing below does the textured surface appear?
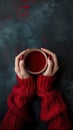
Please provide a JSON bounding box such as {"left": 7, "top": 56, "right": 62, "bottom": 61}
{"left": 0, "top": 0, "right": 73, "bottom": 127}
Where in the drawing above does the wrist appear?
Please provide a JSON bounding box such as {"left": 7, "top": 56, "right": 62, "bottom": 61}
{"left": 19, "top": 73, "right": 30, "bottom": 79}
{"left": 23, "top": 74, "right": 30, "bottom": 79}
{"left": 43, "top": 73, "right": 53, "bottom": 76}
{"left": 16, "top": 74, "right": 33, "bottom": 84}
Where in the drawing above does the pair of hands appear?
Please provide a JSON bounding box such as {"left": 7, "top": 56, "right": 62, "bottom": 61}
{"left": 14, "top": 48, "right": 59, "bottom": 79}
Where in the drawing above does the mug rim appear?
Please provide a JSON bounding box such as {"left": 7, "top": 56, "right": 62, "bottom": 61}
{"left": 24, "top": 48, "right": 48, "bottom": 75}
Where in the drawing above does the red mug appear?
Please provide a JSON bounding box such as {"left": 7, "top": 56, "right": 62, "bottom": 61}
{"left": 24, "top": 49, "right": 48, "bottom": 75}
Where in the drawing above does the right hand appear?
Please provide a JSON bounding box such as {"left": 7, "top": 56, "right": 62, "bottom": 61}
{"left": 14, "top": 49, "right": 30, "bottom": 79}
{"left": 41, "top": 48, "right": 59, "bottom": 76}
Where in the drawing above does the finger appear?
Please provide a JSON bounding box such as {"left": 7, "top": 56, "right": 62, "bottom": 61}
{"left": 16, "top": 49, "right": 30, "bottom": 59}
{"left": 41, "top": 48, "right": 55, "bottom": 55}
{"left": 48, "top": 57, "right": 54, "bottom": 68}
{"left": 15, "top": 50, "right": 26, "bottom": 72}
{"left": 16, "top": 48, "right": 30, "bottom": 60}
{"left": 15, "top": 49, "right": 30, "bottom": 72}
{"left": 41, "top": 48, "right": 58, "bottom": 70}
{"left": 51, "top": 53, "right": 59, "bottom": 73}
{"left": 41, "top": 47, "right": 55, "bottom": 65}
{"left": 19, "top": 60, "right": 25, "bottom": 74}
{"left": 43, "top": 58, "right": 53, "bottom": 76}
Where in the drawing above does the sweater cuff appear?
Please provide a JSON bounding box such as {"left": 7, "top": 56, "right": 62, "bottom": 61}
{"left": 14, "top": 75, "right": 35, "bottom": 98}
{"left": 37, "top": 75, "right": 55, "bottom": 94}
{"left": 16, "top": 74, "right": 33, "bottom": 83}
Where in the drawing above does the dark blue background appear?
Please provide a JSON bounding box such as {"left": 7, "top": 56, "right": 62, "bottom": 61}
{"left": 0, "top": 0, "right": 73, "bottom": 129}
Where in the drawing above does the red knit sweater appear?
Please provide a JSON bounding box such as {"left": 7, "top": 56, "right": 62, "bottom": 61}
{"left": 0, "top": 75, "right": 72, "bottom": 130}
{"left": 37, "top": 75, "right": 72, "bottom": 130}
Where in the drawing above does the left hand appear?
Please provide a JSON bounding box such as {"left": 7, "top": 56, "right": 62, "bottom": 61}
{"left": 14, "top": 49, "right": 30, "bottom": 79}
{"left": 41, "top": 48, "right": 59, "bottom": 76}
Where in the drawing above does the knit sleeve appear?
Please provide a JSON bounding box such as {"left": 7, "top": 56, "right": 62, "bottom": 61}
{"left": 0, "top": 75, "right": 35, "bottom": 130}
{"left": 37, "top": 75, "right": 72, "bottom": 130}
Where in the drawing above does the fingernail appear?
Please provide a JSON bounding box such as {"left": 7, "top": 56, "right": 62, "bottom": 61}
{"left": 20, "top": 55, "right": 24, "bottom": 60}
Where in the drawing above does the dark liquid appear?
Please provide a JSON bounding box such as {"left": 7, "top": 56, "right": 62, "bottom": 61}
{"left": 25, "top": 51, "right": 46, "bottom": 72}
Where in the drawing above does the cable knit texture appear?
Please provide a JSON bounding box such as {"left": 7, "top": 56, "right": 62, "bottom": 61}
{"left": 0, "top": 75, "right": 35, "bottom": 130}
{"left": 37, "top": 75, "right": 72, "bottom": 130}
{"left": 0, "top": 74, "right": 72, "bottom": 130}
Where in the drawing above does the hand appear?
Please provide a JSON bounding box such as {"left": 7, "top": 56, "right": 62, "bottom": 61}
{"left": 41, "top": 48, "right": 59, "bottom": 76}
{"left": 14, "top": 49, "right": 30, "bottom": 79}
